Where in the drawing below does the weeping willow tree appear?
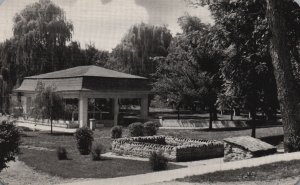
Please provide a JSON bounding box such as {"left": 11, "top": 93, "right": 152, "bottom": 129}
{"left": 12, "top": 0, "right": 73, "bottom": 79}
{"left": 109, "top": 23, "right": 172, "bottom": 77}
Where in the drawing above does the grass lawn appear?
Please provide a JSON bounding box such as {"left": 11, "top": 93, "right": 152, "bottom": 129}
{"left": 159, "top": 127, "right": 283, "bottom": 145}
{"left": 19, "top": 148, "right": 181, "bottom": 178}
{"left": 18, "top": 126, "right": 283, "bottom": 179}
{"left": 20, "top": 126, "right": 284, "bottom": 151}
{"left": 177, "top": 160, "right": 300, "bottom": 183}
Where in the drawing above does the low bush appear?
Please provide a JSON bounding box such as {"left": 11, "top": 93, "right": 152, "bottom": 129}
{"left": 0, "top": 120, "right": 21, "bottom": 172}
{"left": 143, "top": 121, "right": 159, "bottom": 136}
{"left": 57, "top": 147, "right": 68, "bottom": 160}
{"left": 91, "top": 143, "right": 104, "bottom": 161}
{"left": 111, "top": 126, "right": 122, "bottom": 139}
{"left": 74, "top": 127, "right": 94, "bottom": 155}
{"left": 128, "top": 122, "right": 144, "bottom": 137}
{"left": 149, "top": 151, "right": 168, "bottom": 171}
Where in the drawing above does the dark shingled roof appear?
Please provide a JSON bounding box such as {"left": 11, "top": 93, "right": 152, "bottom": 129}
{"left": 223, "top": 136, "right": 277, "bottom": 153}
{"left": 26, "top": 65, "right": 147, "bottom": 79}
{"left": 15, "top": 65, "right": 149, "bottom": 92}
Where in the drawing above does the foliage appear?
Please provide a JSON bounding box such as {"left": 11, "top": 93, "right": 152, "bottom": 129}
{"left": 0, "top": 67, "right": 11, "bottom": 113}
{"left": 0, "top": 120, "right": 21, "bottom": 172}
{"left": 56, "top": 146, "right": 68, "bottom": 160}
{"left": 9, "top": 96, "right": 24, "bottom": 118}
{"left": 91, "top": 143, "right": 104, "bottom": 161}
{"left": 128, "top": 122, "right": 144, "bottom": 137}
{"left": 64, "top": 104, "right": 78, "bottom": 122}
{"left": 0, "top": 1, "right": 109, "bottom": 113}
{"left": 189, "top": 0, "right": 300, "bottom": 119}
{"left": 109, "top": 23, "right": 172, "bottom": 78}
{"left": 12, "top": 0, "right": 73, "bottom": 75}
{"left": 149, "top": 151, "right": 168, "bottom": 171}
{"left": 85, "top": 44, "right": 110, "bottom": 67}
{"left": 111, "top": 126, "right": 122, "bottom": 139}
{"left": 30, "top": 82, "right": 65, "bottom": 134}
{"left": 143, "top": 121, "right": 158, "bottom": 136}
{"left": 74, "top": 127, "right": 94, "bottom": 155}
{"left": 153, "top": 15, "right": 223, "bottom": 125}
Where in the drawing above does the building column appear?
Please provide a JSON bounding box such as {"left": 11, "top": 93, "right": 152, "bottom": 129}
{"left": 22, "top": 96, "right": 31, "bottom": 117}
{"left": 140, "top": 97, "right": 149, "bottom": 118}
{"left": 113, "top": 98, "right": 119, "bottom": 126}
{"left": 79, "top": 97, "right": 88, "bottom": 128}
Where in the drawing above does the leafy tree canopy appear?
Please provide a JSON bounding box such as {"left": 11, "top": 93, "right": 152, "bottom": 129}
{"left": 30, "top": 81, "right": 65, "bottom": 134}
{"left": 187, "top": 0, "right": 300, "bottom": 118}
{"left": 153, "top": 15, "right": 223, "bottom": 116}
{"left": 110, "top": 23, "right": 172, "bottom": 77}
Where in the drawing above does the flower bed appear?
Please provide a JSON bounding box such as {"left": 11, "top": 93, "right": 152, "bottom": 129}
{"left": 112, "top": 136, "right": 224, "bottom": 161}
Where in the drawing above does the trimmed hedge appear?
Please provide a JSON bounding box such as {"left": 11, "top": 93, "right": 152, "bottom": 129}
{"left": 143, "top": 121, "right": 158, "bottom": 136}
{"left": 57, "top": 147, "right": 68, "bottom": 160}
{"left": 111, "top": 126, "right": 123, "bottom": 139}
{"left": 91, "top": 143, "right": 104, "bottom": 161}
{"left": 149, "top": 152, "right": 168, "bottom": 171}
{"left": 74, "top": 127, "right": 94, "bottom": 155}
{"left": 0, "top": 120, "right": 21, "bottom": 171}
{"left": 128, "top": 122, "right": 144, "bottom": 137}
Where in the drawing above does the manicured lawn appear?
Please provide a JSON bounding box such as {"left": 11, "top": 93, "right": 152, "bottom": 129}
{"left": 19, "top": 126, "right": 284, "bottom": 161}
{"left": 159, "top": 127, "right": 283, "bottom": 146}
{"left": 20, "top": 128, "right": 116, "bottom": 152}
{"left": 19, "top": 148, "right": 181, "bottom": 178}
{"left": 20, "top": 126, "right": 284, "bottom": 151}
{"left": 177, "top": 160, "right": 300, "bottom": 183}
{"left": 18, "top": 126, "right": 283, "bottom": 179}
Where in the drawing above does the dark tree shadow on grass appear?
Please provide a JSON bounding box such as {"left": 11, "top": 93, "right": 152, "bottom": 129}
{"left": 93, "top": 157, "right": 112, "bottom": 162}
{"left": 198, "top": 127, "right": 250, "bottom": 132}
{"left": 260, "top": 135, "right": 283, "bottom": 146}
{"left": 45, "top": 132, "right": 74, "bottom": 136}
{"left": 20, "top": 133, "right": 36, "bottom": 138}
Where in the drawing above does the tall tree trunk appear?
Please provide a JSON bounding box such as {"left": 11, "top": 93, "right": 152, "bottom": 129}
{"left": 235, "top": 108, "right": 241, "bottom": 116}
{"left": 212, "top": 105, "right": 218, "bottom": 121}
{"left": 50, "top": 118, "right": 53, "bottom": 135}
{"left": 177, "top": 105, "right": 180, "bottom": 120}
{"left": 230, "top": 109, "right": 233, "bottom": 121}
{"left": 209, "top": 106, "right": 213, "bottom": 130}
{"left": 266, "top": 0, "right": 300, "bottom": 152}
{"left": 250, "top": 110, "right": 257, "bottom": 138}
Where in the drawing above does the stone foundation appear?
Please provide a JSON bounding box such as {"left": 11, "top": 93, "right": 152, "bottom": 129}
{"left": 112, "top": 136, "right": 224, "bottom": 162}
{"left": 224, "top": 142, "right": 253, "bottom": 162}
{"left": 223, "top": 136, "right": 277, "bottom": 162}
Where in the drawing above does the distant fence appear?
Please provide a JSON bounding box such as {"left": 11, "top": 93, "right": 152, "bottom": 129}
{"left": 159, "top": 116, "right": 282, "bottom": 129}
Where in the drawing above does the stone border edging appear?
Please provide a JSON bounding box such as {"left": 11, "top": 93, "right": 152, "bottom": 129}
{"left": 112, "top": 135, "right": 224, "bottom": 161}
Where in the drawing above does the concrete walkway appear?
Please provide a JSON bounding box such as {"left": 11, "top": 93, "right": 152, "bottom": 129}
{"left": 149, "top": 178, "right": 300, "bottom": 185}
{"left": 58, "top": 151, "right": 300, "bottom": 185}
{"left": 16, "top": 121, "right": 76, "bottom": 133}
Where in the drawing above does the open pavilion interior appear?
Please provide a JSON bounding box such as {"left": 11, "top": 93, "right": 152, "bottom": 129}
{"left": 14, "top": 65, "right": 150, "bottom": 128}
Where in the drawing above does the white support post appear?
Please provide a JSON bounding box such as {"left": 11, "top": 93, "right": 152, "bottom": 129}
{"left": 22, "top": 96, "right": 31, "bottom": 117}
{"left": 79, "top": 97, "right": 88, "bottom": 128}
{"left": 140, "top": 97, "right": 149, "bottom": 118}
{"left": 114, "top": 98, "right": 119, "bottom": 126}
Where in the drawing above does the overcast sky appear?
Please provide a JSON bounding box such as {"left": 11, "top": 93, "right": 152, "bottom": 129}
{"left": 0, "top": 0, "right": 299, "bottom": 51}
{"left": 0, "top": 0, "right": 213, "bottom": 51}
